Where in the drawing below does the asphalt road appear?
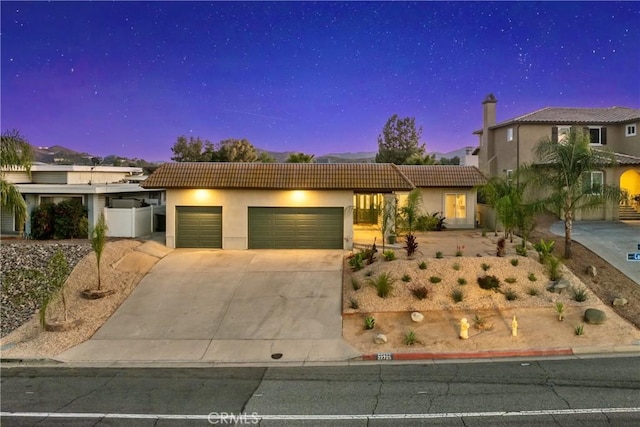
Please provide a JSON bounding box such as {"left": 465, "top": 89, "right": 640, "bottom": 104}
{"left": 2, "top": 356, "right": 639, "bottom": 426}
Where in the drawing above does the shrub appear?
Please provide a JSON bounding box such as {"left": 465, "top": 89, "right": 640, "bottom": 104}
{"left": 451, "top": 289, "right": 465, "bottom": 303}
{"left": 418, "top": 261, "right": 427, "bottom": 270}
{"left": 496, "top": 238, "right": 506, "bottom": 257}
{"left": 452, "top": 262, "right": 460, "bottom": 271}
{"left": 455, "top": 245, "right": 465, "bottom": 257}
{"left": 534, "top": 239, "right": 555, "bottom": 263}
{"left": 404, "top": 234, "right": 419, "bottom": 258}
{"left": 505, "top": 277, "right": 517, "bottom": 284}
{"left": 411, "top": 286, "right": 428, "bottom": 300}
{"left": 515, "top": 246, "right": 528, "bottom": 257}
{"left": 39, "top": 249, "right": 71, "bottom": 328}
{"left": 503, "top": 288, "right": 518, "bottom": 301}
{"left": 554, "top": 302, "right": 565, "bottom": 321}
{"left": 415, "top": 214, "right": 439, "bottom": 232}
{"left": 545, "top": 256, "right": 563, "bottom": 281}
{"left": 575, "top": 324, "right": 585, "bottom": 336}
{"left": 364, "top": 316, "right": 375, "bottom": 330}
{"left": 528, "top": 272, "right": 537, "bottom": 282}
{"left": 401, "top": 274, "right": 411, "bottom": 282}
{"left": 477, "top": 275, "right": 500, "bottom": 291}
{"left": 527, "top": 287, "right": 539, "bottom": 296}
{"left": 382, "top": 250, "right": 396, "bottom": 261}
{"left": 429, "top": 276, "right": 442, "bottom": 284}
{"left": 481, "top": 263, "right": 491, "bottom": 272}
{"left": 30, "top": 203, "right": 56, "bottom": 240}
{"left": 510, "top": 258, "right": 519, "bottom": 266}
{"left": 31, "top": 199, "right": 89, "bottom": 240}
{"left": 349, "top": 253, "right": 364, "bottom": 271}
{"left": 481, "top": 228, "right": 487, "bottom": 237}
{"left": 457, "top": 277, "right": 467, "bottom": 285}
{"left": 351, "top": 278, "right": 361, "bottom": 291}
{"left": 368, "top": 272, "right": 395, "bottom": 298}
{"left": 404, "top": 330, "right": 418, "bottom": 345}
{"left": 572, "top": 286, "right": 588, "bottom": 302}
{"left": 435, "top": 251, "right": 443, "bottom": 259}
{"left": 472, "top": 314, "right": 488, "bottom": 330}
{"left": 349, "top": 298, "right": 359, "bottom": 309}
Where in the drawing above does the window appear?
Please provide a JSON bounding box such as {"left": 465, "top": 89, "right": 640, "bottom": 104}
{"left": 445, "top": 194, "right": 467, "bottom": 220}
{"left": 626, "top": 124, "right": 637, "bottom": 137}
{"left": 588, "top": 126, "right": 607, "bottom": 145}
{"left": 552, "top": 126, "right": 571, "bottom": 143}
{"left": 582, "top": 171, "right": 603, "bottom": 195}
{"left": 505, "top": 169, "right": 514, "bottom": 184}
{"left": 40, "top": 195, "right": 84, "bottom": 205}
{"left": 506, "top": 127, "right": 513, "bottom": 142}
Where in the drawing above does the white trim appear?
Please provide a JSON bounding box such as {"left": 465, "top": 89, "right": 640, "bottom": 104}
{"left": 588, "top": 126, "right": 603, "bottom": 145}
{"left": 626, "top": 123, "right": 637, "bottom": 137}
{"left": 506, "top": 127, "right": 513, "bottom": 142}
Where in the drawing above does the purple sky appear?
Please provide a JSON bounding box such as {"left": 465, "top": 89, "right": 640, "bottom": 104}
{"left": 2, "top": 1, "right": 639, "bottom": 161}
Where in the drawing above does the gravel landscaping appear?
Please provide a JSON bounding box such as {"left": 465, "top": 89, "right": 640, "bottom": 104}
{"left": 1, "top": 241, "right": 92, "bottom": 337}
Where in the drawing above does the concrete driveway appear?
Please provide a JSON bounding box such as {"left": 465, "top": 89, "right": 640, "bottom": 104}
{"left": 59, "top": 249, "right": 360, "bottom": 364}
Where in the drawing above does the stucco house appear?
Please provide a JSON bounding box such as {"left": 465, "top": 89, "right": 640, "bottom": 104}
{"left": 141, "top": 162, "right": 486, "bottom": 250}
{"left": 473, "top": 95, "right": 640, "bottom": 221}
{"left": 1, "top": 164, "right": 165, "bottom": 237}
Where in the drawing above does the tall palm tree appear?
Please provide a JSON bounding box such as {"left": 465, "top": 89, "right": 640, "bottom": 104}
{"left": 1, "top": 130, "right": 33, "bottom": 235}
{"left": 531, "top": 129, "right": 619, "bottom": 259}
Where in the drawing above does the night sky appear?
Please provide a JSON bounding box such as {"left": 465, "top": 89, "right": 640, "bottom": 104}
{"left": 2, "top": 1, "right": 639, "bottom": 161}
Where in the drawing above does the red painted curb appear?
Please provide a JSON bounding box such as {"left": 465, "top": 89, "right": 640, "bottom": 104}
{"left": 361, "top": 348, "right": 574, "bottom": 361}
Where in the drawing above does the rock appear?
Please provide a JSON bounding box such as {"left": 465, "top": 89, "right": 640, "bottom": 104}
{"left": 374, "top": 334, "right": 387, "bottom": 344}
{"left": 585, "top": 265, "right": 597, "bottom": 277}
{"left": 584, "top": 308, "right": 607, "bottom": 324}
{"left": 547, "top": 279, "right": 570, "bottom": 294}
{"left": 613, "top": 297, "right": 628, "bottom": 307}
{"left": 411, "top": 312, "right": 424, "bottom": 322}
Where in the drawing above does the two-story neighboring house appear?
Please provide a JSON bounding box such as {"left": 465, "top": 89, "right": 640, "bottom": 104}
{"left": 474, "top": 94, "right": 640, "bottom": 222}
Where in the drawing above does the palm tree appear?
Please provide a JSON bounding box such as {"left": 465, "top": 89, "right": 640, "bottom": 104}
{"left": 478, "top": 175, "right": 514, "bottom": 237}
{"left": 1, "top": 130, "right": 33, "bottom": 235}
{"left": 91, "top": 213, "right": 108, "bottom": 291}
{"left": 286, "top": 152, "right": 315, "bottom": 163}
{"left": 531, "top": 129, "right": 619, "bottom": 258}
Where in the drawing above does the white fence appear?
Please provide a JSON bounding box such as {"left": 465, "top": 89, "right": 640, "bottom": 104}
{"left": 104, "top": 205, "right": 166, "bottom": 238}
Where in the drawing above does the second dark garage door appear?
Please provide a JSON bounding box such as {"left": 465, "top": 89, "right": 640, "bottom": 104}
{"left": 248, "top": 207, "right": 343, "bottom": 249}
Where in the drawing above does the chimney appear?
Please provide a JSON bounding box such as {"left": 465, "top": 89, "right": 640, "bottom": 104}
{"left": 478, "top": 94, "right": 497, "bottom": 176}
{"left": 482, "top": 93, "right": 497, "bottom": 130}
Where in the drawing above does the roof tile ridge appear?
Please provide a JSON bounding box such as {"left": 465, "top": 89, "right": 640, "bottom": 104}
{"left": 390, "top": 163, "right": 416, "bottom": 189}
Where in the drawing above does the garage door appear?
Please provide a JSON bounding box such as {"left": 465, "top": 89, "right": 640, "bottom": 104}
{"left": 176, "top": 206, "right": 222, "bottom": 248}
{"left": 248, "top": 207, "right": 343, "bottom": 249}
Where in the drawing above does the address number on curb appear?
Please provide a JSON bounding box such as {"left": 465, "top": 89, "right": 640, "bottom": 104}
{"left": 377, "top": 353, "right": 393, "bottom": 361}
{"left": 627, "top": 253, "right": 640, "bottom": 261}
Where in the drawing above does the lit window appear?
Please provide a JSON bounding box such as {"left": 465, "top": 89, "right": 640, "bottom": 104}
{"left": 445, "top": 194, "right": 467, "bottom": 220}
{"left": 558, "top": 126, "right": 571, "bottom": 143}
{"left": 626, "top": 124, "right": 637, "bottom": 137}
{"left": 582, "top": 171, "right": 603, "bottom": 195}
{"left": 507, "top": 127, "right": 513, "bottom": 142}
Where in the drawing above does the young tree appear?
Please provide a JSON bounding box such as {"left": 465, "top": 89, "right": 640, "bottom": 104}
{"left": 1, "top": 130, "right": 34, "bottom": 234}
{"left": 214, "top": 139, "right": 258, "bottom": 162}
{"left": 286, "top": 152, "right": 315, "bottom": 163}
{"left": 378, "top": 197, "right": 397, "bottom": 252}
{"left": 531, "top": 129, "right": 620, "bottom": 258}
{"left": 399, "top": 189, "right": 423, "bottom": 235}
{"left": 91, "top": 213, "right": 108, "bottom": 291}
{"left": 375, "top": 115, "right": 425, "bottom": 164}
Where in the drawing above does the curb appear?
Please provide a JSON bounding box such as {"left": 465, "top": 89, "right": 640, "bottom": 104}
{"left": 361, "top": 348, "right": 574, "bottom": 361}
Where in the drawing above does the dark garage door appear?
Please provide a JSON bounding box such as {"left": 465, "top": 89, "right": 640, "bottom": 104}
{"left": 175, "top": 206, "right": 222, "bottom": 248}
{"left": 248, "top": 207, "right": 343, "bottom": 249}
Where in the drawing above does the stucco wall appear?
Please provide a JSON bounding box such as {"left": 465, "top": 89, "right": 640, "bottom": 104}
{"left": 419, "top": 188, "right": 477, "bottom": 229}
{"left": 166, "top": 189, "right": 354, "bottom": 250}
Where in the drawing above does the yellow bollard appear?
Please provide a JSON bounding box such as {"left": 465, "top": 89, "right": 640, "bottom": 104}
{"left": 460, "top": 318, "right": 470, "bottom": 340}
{"left": 512, "top": 315, "right": 518, "bottom": 337}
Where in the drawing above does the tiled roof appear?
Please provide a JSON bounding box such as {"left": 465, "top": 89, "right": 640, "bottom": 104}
{"left": 142, "top": 162, "right": 416, "bottom": 191}
{"left": 600, "top": 151, "right": 640, "bottom": 166}
{"left": 495, "top": 106, "right": 640, "bottom": 127}
{"left": 396, "top": 165, "right": 487, "bottom": 187}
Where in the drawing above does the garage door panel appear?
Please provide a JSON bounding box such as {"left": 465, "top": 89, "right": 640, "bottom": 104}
{"left": 176, "top": 206, "right": 222, "bottom": 248}
{"left": 249, "top": 207, "right": 343, "bottom": 249}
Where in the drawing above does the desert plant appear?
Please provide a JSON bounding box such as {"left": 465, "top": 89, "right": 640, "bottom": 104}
{"left": 457, "top": 277, "right": 467, "bottom": 285}
{"left": 505, "top": 277, "right": 517, "bottom": 284}
{"left": 472, "top": 314, "right": 488, "bottom": 330}
{"left": 91, "top": 213, "right": 108, "bottom": 291}
{"left": 481, "top": 228, "right": 487, "bottom": 237}
{"left": 452, "top": 262, "right": 460, "bottom": 271}
{"left": 451, "top": 289, "right": 465, "bottom": 303}
{"left": 404, "top": 330, "right": 418, "bottom": 345}
{"left": 382, "top": 250, "right": 396, "bottom": 261}
{"left": 554, "top": 302, "right": 565, "bottom": 321}
{"left": 404, "top": 233, "right": 419, "bottom": 258}
{"left": 435, "top": 251, "right": 443, "bottom": 259}
{"left": 418, "top": 261, "right": 427, "bottom": 270}
{"left": 496, "top": 237, "right": 506, "bottom": 257}
{"left": 351, "top": 278, "right": 361, "bottom": 291}
{"left": 527, "top": 287, "right": 539, "bottom": 296}
{"left": 363, "top": 241, "right": 378, "bottom": 265}
{"left": 545, "top": 255, "right": 563, "bottom": 281}
{"left": 349, "top": 253, "right": 364, "bottom": 271}
{"left": 349, "top": 298, "right": 359, "bottom": 309}
{"left": 477, "top": 275, "right": 500, "bottom": 291}
{"left": 455, "top": 245, "right": 465, "bottom": 257}
{"left": 528, "top": 272, "right": 537, "bottom": 282}
{"left": 503, "top": 288, "right": 518, "bottom": 301}
{"left": 401, "top": 274, "right": 412, "bottom": 282}
{"left": 38, "top": 250, "right": 71, "bottom": 328}
{"left": 411, "top": 286, "right": 428, "bottom": 300}
{"left": 534, "top": 239, "right": 555, "bottom": 263}
{"left": 575, "top": 324, "right": 585, "bottom": 336}
{"left": 515, "top": 245, "right": 528, "bottom": 257}
{"left": 481, "top": 262, "right": 491, "bottom": 272}
{"left": 571, "top": 286, "right": 589, "bottom": 302}
{"left": 364, "top": 316, "right": 375, "bottom": 330}
{"left": 368, "top": 272, "right": 395, "bottom": 298}
{"left": 429, "top": 276, "right": 442, "bottom": 284}
{"left": 510, "top": 258, "right": 519, "bottom": 266}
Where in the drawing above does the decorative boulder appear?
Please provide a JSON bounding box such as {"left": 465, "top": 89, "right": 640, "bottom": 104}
{"left": 585, "top": 265, "right": 597, "bottom": 278}
{"left": 584, "top": 308, "right": 607, "bottom": 324}
{"left": 374, "top": 334, "right": 388, "bottom": 344}
{"left": 411, "top": 312, "right": 424, "bottom": 323}
{"left": 613, "top": 297, "right": 628, "bottom": 307}
{"left": 547, "top": 279, "right": 570, "bottom": 294}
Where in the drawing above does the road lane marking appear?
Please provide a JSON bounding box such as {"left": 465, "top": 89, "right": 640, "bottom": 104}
{"left": 2, "top": 407, "right": 640, "bottom": 420}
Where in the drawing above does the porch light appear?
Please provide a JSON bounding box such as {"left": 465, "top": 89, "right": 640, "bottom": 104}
{"left": 291, "top": 190, "right": 306, "bottom": 202}
{"left": 194, "top": 189, "right": 209, "bottom": 201}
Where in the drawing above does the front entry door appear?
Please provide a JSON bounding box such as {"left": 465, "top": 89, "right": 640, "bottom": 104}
{"left": 354, "top": 193, "right": 379, "bottom": 224}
